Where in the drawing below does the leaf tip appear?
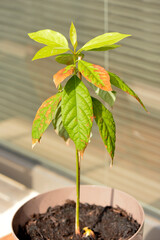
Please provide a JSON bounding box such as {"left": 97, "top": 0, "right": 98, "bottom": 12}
{"left": 70, "top": 21, "right": 76, "bottom": 29}
{"left": 79, "top": 150, "right": 84, "bottom": 161}
{"left": 32, "top": 138, "right": 41, "bottom": 149}
{"left": 32, "top": 54, "right": 38, "bottom": 61}
{"left": 110, "top": 158, "right": 114, "bottom": 168}
{"left": 28, "top": 32, "right": 32, "bottom": 38}
{"left": 32, "top": 139, "right": 38, "bottom": 149}
{"left": 66, "top": 138, "right": 70, "bottom": 146}
{"left": 53, "top": 75, "right": 58, "bottom": 88}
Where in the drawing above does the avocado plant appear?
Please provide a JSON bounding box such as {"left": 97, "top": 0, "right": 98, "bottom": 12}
{"left": 28, "top": 23, "right": 147, "bottom": 237}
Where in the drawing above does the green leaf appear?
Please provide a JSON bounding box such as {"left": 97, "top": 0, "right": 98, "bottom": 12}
{"left": 32, "top": 46, "right": 69, "bottom": 61}
{"left": 61, "top": 75, "right": 93, "bottom": 151}
{"left": 32, "top": 92, "right": 62, "bottom": 147}
{"left": 55, "top": 54, "right": 74, "bottom": 65}
{"left": 28, "top": 29, "right": 69, "bottom": 48}
{"left": 52, "top": 102, "right": 69, "bottom": 142}
{"left": 70, "top": 22, "right": 77, "bottom": 49}
{"left": 109, "top": 72, "right": 147, "bottom": 111}
{"left": 55, "top": 53, "right": 84, "bottom": 65}
{"left": 88, "top": 44, "right": 120, "bottom": 52}
{"left": 92, "top": 97, "right": 116, "bottom": 160}
{"left": 88, "top": 81, "right": 116, "bottom": 107}
{"left": 79, "top": 32, "right": 131, "bottom": 52}
{"left": 78, "top": 60, "right": 112, "bottom": 91}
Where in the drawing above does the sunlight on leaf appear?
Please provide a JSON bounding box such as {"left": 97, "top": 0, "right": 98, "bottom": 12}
{"left": 53, "top": 65, "right": 75, "bottom": 88}
{"left": 32, "top": 46, "right": 69, "bottom": 61}
{"left": 88, "top": 44, "right": 120, "bottom": 52}
{"left": 28, "top": 29, "right": 69, "bottom": 48}
{"left": 78, "top": 60, "right": 112, "bottom": 91}
{"left": 79, "top": 32, "right": 131, "bottom": 52}
{"left": 70, "top": 22, "right": 77, "bottom": 49}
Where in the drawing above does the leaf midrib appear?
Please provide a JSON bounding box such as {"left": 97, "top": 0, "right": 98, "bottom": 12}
{"left": 74, "top": 81, "right": 91, "bottom": 144}
{"left": 75, "top": 78, "right": 81, "bottom": 144}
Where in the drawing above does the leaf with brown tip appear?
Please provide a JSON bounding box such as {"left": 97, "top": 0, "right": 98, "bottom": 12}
{"left": 53, "top": 65, "right": 75, "bottom": 88}
{"left": 32, "top": 92, "right": 62, "bottom": 148}
{"left": 109, "top": 72, "right": 148, "bottom": 112}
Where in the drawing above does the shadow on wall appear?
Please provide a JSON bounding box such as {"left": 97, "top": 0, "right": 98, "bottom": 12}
{"left": 145, "top": 226, "right": 160, "bottom": 240}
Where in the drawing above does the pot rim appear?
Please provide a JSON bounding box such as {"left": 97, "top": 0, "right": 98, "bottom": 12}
{"left": 12, "top": 185, "right": 145, "bottom": 240}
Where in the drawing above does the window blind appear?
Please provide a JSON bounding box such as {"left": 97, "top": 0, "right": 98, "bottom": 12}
{"left": 0, "top": 0, "right": 159, "bottom": 213}
{"left": 107, "top": 0, "right": 160, "bottom": 210}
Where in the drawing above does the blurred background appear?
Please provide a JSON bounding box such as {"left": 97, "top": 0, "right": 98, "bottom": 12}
{"left": 0, "top": 0, "right": 160, "bottom": 237}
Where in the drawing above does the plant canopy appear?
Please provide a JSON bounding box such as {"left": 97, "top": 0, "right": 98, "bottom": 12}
{"left": 29, "top": 22, "right": 147, "bottom": 237}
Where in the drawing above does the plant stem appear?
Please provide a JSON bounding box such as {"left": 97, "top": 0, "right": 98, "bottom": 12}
{"left": 73, "top": 53, "right": 77, "bottom": 75}
{"left": 78, "top": 55, "right": 82, "bottom": 80}
{"left": 75, "top": 56, "right": 82, "bottom": 235}
{"left": 75, "top": 148, "right": 80, "bottom": 235}
{"left": 78, "top": 71, "right": 82, "bottom": 80}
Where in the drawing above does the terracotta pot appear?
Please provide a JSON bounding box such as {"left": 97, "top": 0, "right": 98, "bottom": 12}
{"left": 12, "top": 185, "right": 144, "bottom": 240}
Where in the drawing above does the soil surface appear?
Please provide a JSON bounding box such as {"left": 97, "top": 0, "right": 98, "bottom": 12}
{"left": 18, "top": 200, "right": 140, "bottom": 240}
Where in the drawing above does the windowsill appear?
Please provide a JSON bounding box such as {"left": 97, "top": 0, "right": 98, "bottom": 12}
{"left": 0, "top": 172, "right": 160, "bottom": 239}
{"left": 0, "top": 118, "right": 160, "bottom": 239}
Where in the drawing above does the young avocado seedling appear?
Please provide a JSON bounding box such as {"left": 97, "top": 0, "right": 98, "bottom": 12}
{"left": 28, "top": 22, "right": 147, "bottom": 237}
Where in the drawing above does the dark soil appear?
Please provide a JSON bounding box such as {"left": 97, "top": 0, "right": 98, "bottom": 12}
{"left": 18, "top": 200, "right": 140, "bottom": 240}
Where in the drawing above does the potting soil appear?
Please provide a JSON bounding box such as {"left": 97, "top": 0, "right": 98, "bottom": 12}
{"left": 18, "top": 200, "right": 140, "bottom": 240}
